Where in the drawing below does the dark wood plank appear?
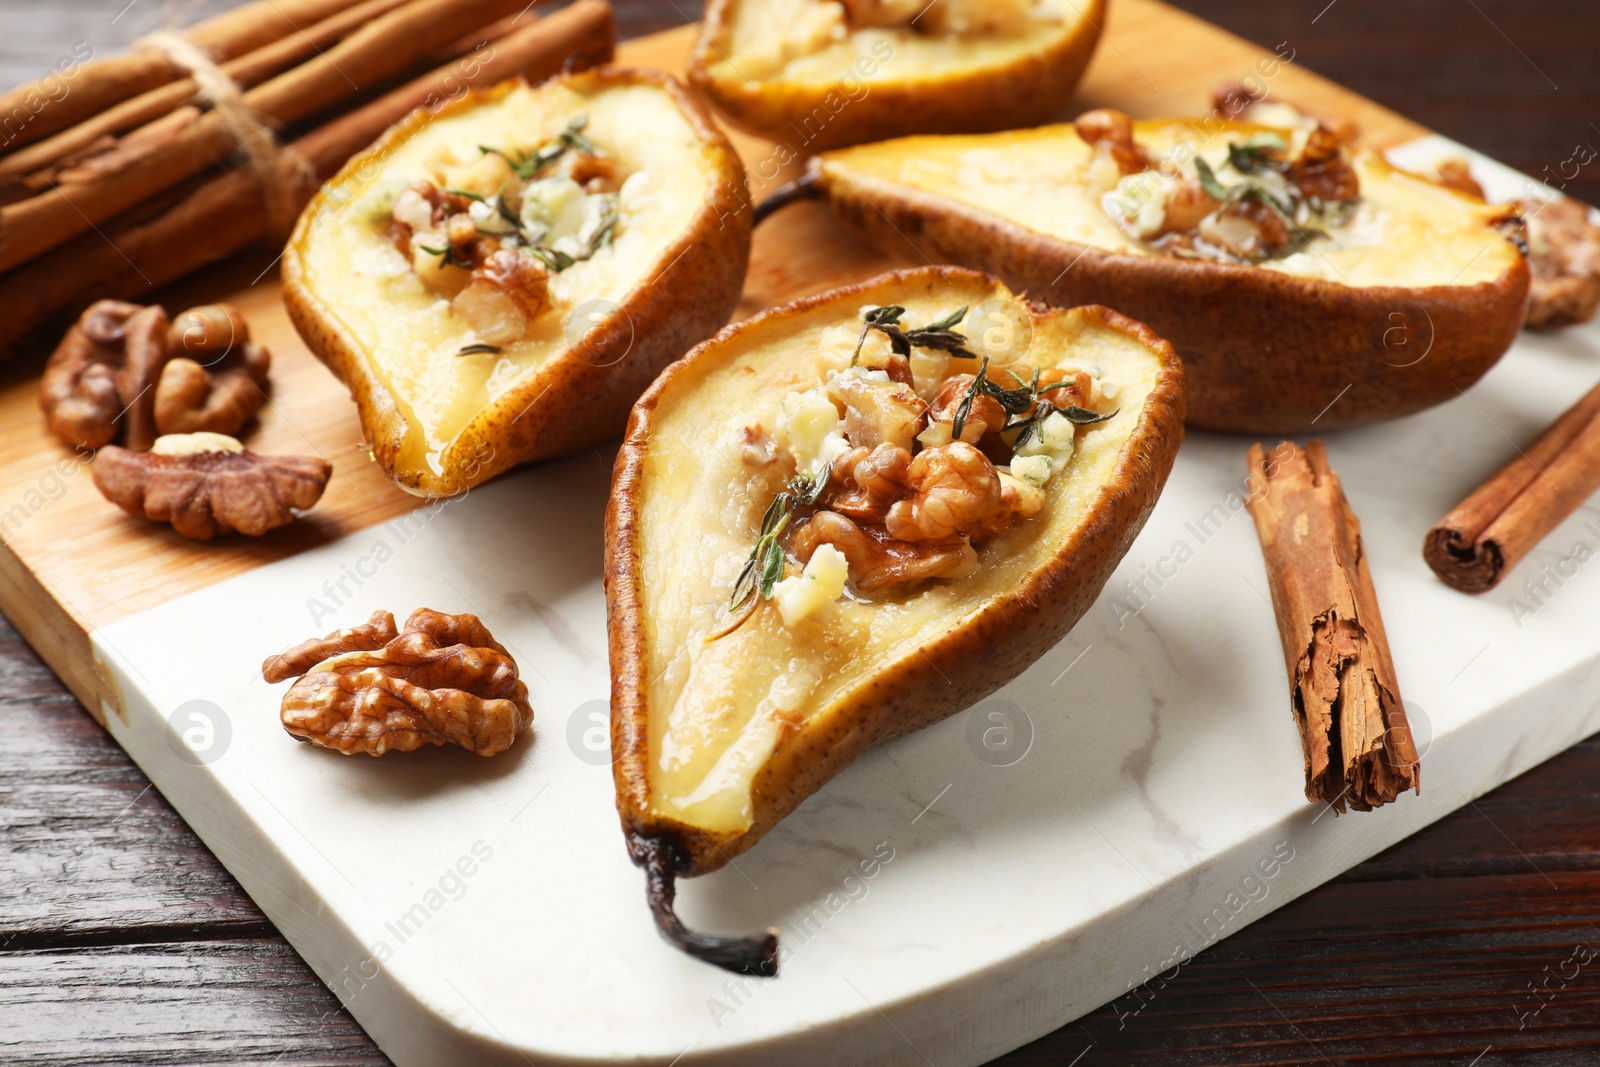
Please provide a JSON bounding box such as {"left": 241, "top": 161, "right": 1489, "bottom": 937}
{"left": 0, "top": 942, "right": 388, "bottom": 1066}
{"left": 0, "top": 623, "right": 268, "bottom": 948}
{"left": 1165, "top": 0, "right": 1600, "bottom": 208}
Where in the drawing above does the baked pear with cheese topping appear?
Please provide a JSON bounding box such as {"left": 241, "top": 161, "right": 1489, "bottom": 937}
{"left": 783, "top": 108, "right": 1530, "bottom": 432}
{"left": 688, "top": 0, "right": 1104, "bottom": 153}
{"left": 606, "top": 266, "right": 1185, "bottom": 974}
{"left": 283, "top": 68, "right": 750, "bottom": 496}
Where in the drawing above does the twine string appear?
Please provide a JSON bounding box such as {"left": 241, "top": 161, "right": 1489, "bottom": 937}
{"left": 135, "top": 30, "right": 314, "bottom": 233}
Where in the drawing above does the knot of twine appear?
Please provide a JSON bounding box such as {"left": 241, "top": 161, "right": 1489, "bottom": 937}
{"left": 136, "top": 30, "right": 314, "bottom": 233}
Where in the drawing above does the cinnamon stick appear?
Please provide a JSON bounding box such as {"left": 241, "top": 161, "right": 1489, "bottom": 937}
{"left": 0, "top": 0, "right": 417, "bottom": 188}
{"left": 1246, "top": 440, "right": 1420, "bottom": 813}
{"left": 1424, "top": 380, "right": 1600, "bottom": 593}
{"left": 0, "top": 0, "right": 615, "bottom": 350}
{"left": 0, "top": 0, "right": 547, "bottom": 273}
{"left": 0, "top": 0, "right": 366, "bottom": 152}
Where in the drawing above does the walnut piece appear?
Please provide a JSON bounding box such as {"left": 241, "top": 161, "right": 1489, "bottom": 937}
{"left": 1433, "top": 158, "right": 1486, "bottom": 200}
{"left": 154, "top": 304, "right": 271, "bottom": 437}
{"left": 41, "top": 299, "right": 270, "bottom": 450}
{"left": 885, "top": 441, "right": 1004, "bottom": 542}
{"left": 824, "top": 443, "right": 913, "bottom": 525}
{"left": 923, "top": 374, "right": 1007, "bottom": 447}
{"left": 1075, "top": 108, "right": 1154, "bottom": 177}
{"left": 92, "top": 432, "right": 331, "bottom": 539}
{"left": 262, "top": 609, "right": 401, "bottom": 683}
{"left": 40, "top": 301, "right": 169, "bottom": 451}
{"left": 828, "top": 370, "right": 928, "bottom": 452}
{"left": 791, "top": 510, "right": 976, "bottom": 592}
{"left": 451, "top": 248, "right": 550, "bottom": 346}
{"left": 1519, "top": 195, "right": 1600, "bottom": 330}
{"left": 1210, "top": 84, "right": 1361, "bottom": 145}
{"left": 262, "top": 608, "right": 534, "bottom": 757}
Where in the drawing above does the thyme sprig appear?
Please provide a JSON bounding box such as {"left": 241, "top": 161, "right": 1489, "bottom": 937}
{"left": 850, "top": 304, "right": 978, "bottom": 365}
{"left": 728, "top": 465, "right": 831, "bottom": 615}
{"left": 479, "top": 114, "right": 595, "bottom": 180}
{"left": 951, "top": 363, "right": 1118, "bottom": 446}
{"left": 949, "top": 359, "right": 1079, "bottom": 440}
{"left": 1225, "top": 132, "right": 1288, "bottom": 175}
{"left": 1190, "top": 134, "right": 1358, "bottom": 262}
{"left": 1009, "top": 395, "right": 1116, "bottom": 449}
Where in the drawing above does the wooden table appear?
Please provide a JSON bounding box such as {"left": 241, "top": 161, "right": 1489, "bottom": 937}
{"left": 5, "top": 1, "right": 1600, "bottom": 1063}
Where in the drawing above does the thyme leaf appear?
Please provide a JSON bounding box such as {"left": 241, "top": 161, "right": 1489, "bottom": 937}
{"left": 1057, "top": 404, "right": 1117, "bottom": 425}
{"left": 950, "top": 356, "right": 990, "bottom": 441}
{"left": 757, "top": 537, "right": 786, "bottom": 599}
{"left": 456, "top": 342, "right": 503, "bottom": 356}
{"left": 418, "top": 242, "right": 473, "bottom": 269}
{"left": 851, "top": 305, "right": 906, "bottom": 365}
{"left": 1226, "top": 132, "right": 1287, "bottom": 175}
{"left": 528, "top": 247, "right": 575, "bottom": 273}
{"left": 1194, "top": 156, "right": 1230, "bottom": 201}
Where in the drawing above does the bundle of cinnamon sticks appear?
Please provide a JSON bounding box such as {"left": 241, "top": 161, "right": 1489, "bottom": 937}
{"left": 0, "top": 0, "right": 616, "bottom": 349}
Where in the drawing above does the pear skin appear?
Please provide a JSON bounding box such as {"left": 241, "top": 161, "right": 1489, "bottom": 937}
{"left": 606, "top": 266, "right": 1185, "bottom": 973}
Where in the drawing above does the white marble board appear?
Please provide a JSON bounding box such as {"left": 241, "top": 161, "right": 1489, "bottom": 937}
{"left": 78, "top": 139, "right": 1600, "bottom": 1066}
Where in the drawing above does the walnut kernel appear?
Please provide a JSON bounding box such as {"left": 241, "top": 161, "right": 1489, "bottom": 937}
{"left": 263, "top": 608, "right": 534, "bottom": 757}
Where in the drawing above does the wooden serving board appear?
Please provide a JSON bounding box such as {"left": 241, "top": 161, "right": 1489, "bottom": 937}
{"left": 8, "top": 5, "right": 1600, "bottom": 1066}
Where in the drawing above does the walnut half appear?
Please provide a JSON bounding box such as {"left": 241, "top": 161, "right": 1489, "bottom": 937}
{"left": 155, "top": 304, "right": 272, "bottom": 437}
{"left": 41, "top": 300, "right": 271, "bottom": 451}
{"left": 92, "top": 432, "right": 331, "bottom": 539}
{"left": 40, "top": 301, "right": 168, "bottom": 451}
{"left": 262, "top": 609, "right": 534, "bottom": 757}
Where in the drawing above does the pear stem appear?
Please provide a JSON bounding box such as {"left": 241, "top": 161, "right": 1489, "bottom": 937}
{"left": 752, "top": 173, "right": 822, "bottom": 226}
{"left": 639, "top": 836, "right": 779, "bottom": 977}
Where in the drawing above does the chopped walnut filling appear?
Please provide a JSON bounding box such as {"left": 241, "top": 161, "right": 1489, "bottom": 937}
{"left": 379, "top": 114, "right": 625, "bottom": 347}
{"left": 791, "top": 510, "right": 976, "bottom": 593}
{"left": 1092, "top": 106, "right": 1362, "bottom": 264}
{"left": 1520, "top": 194, "right": 1600, "bottom": 330}
{"left": 1430, "top": 156, "right": 1600, "bottom": 331}
{"left": 722, "top": 307, "right": 1116, "bottom": 632}
{"left": 1076, "top": 108, "right": 1155, "bottom": 189}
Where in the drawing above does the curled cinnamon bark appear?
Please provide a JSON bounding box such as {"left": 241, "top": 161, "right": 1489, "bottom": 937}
{"left": 1246, "top": 440, "right": 1419, "bottom": 813}
{"left": 1425, "top": 381, "right": 1600, "bottom": 593}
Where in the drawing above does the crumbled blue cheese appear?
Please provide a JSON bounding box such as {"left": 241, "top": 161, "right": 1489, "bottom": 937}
{"left": 1017, "top": 410, "right": 1077, "bottom": 455}
{"left": 354, "top": 179, "right": 409, "bottom": 224}
{"left": 1012, "top": 410, "right": 1078, "bottom": 486}
{"left": 779, "top": 385, "right": 850, "bottom": 477}
{"left": 774, "top": 544, "right": 848, "bottom": 627}
{"left": 1010, "top": 454, "right": 1052, "bottom": 487}
{"left": 1104, "top": 170, "right": 1179, "bottom": 239}
{"left": 519, "top": 177, "right": 586, "bottom": 244}
{"left": 468, "top": 195, "right": 519, "bottom": 236}
{"left": 553, "top": 192, "right": 619, "bottom": 260}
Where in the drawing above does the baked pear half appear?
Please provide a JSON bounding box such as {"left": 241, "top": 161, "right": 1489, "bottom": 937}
{"left": 283, "top": 68, "right": 750, "bottom": 496}
{"left": 688, "top": 0, "right": 1104, "bottom": 153}
{"left": 606, "top": 266, "right": 1185, "bottom": 974}
{"left": 789, "top": 108, "right": 1529, "bottom": 433}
